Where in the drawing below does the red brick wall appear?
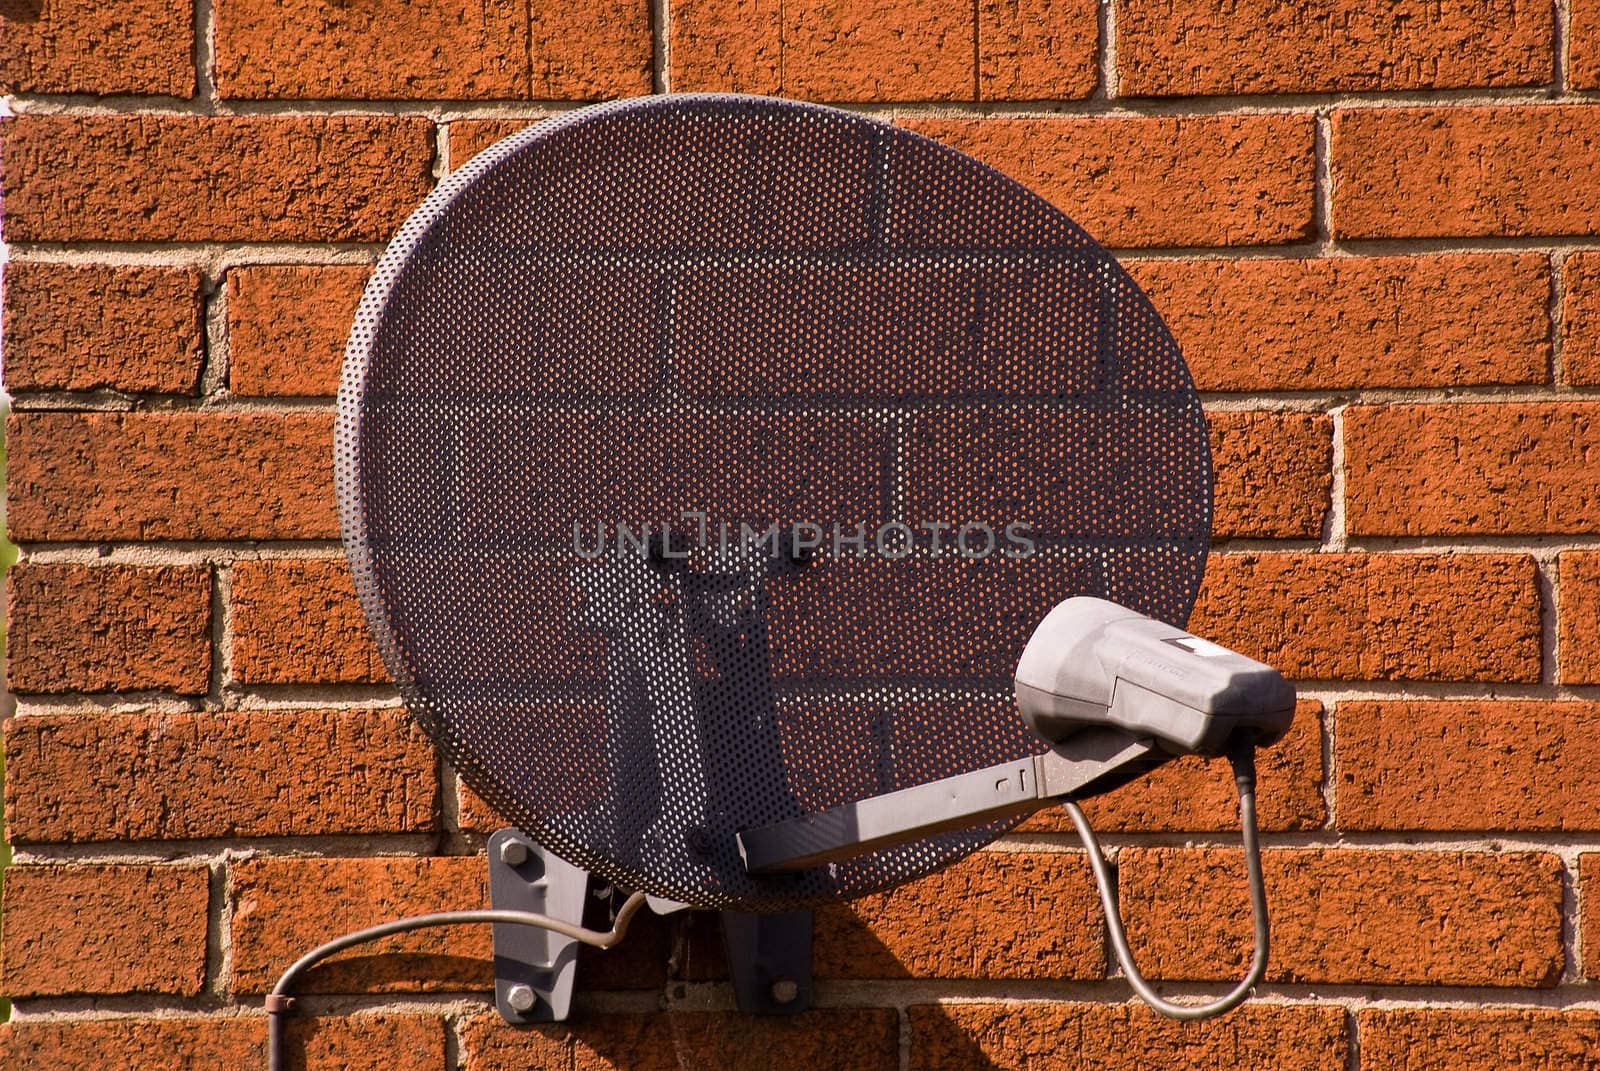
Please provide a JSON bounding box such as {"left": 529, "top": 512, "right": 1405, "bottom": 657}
{"left": 1, "top": 2, "right": 1597, "bottom": 1068}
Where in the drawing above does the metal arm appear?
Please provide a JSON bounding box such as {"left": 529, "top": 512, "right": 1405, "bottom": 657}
{"left": 737, "top": 727, "right": 1163, "bottom": 874}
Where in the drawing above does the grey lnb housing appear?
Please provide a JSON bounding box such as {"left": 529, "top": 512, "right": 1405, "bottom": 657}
{"left": 1015, "top": 597, "right": 1296, "bottom": 757}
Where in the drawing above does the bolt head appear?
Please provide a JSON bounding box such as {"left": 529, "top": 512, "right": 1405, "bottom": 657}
{"left": 505, "top": 983, "right": 538, "bottom": 1013}
{"left": 770, "top": 978, "right": 800, "bottom": 1004}
{"left": 498, "top": 839, "right": 530, "bottom": 867}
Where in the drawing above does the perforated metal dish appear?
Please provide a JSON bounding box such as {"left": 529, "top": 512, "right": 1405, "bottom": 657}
{"left": 336, "top": 94, "right": 1210, "bottom": 912}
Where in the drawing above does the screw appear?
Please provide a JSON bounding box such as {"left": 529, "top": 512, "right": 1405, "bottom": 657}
{"left": 505, "top": 983, "right": 538, "bottom": 1014}
{"left": 498, "top": 839, "right": 529, "bottom": 867}
{"left": 770, "top": 978, "right": 800, "bottom": 1004}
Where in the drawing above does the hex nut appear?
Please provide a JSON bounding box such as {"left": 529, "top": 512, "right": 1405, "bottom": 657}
{"left": 506, "top": 983, "right": 538, "bottom": 1013}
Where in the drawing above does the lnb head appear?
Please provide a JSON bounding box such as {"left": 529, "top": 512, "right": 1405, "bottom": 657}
{"left": 1014, "top": 597, "right": 1295, "bottom": 757}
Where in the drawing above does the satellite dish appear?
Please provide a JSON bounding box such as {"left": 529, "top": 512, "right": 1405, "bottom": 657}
{"left": 265, "top": 96, "right": 1292, "bottom": 1066}
{"left": 336, "top": 93, "right": 1212, "bottom": 911}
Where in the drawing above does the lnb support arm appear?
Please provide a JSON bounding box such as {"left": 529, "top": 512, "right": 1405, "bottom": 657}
{"left": 737, "top": 726, "right": 1162, "bottom": 875}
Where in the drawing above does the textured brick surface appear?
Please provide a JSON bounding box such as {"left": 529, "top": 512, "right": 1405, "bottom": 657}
{"left": 459, "top": 1009, "right": 900, "bottom": 1071}
{"left": 902, "top": 115, "right": 1315, "bottom": 247}
{"left": 1022, "top": 699, "right": 1325, "bottom": 834}
{"left": 1, "top": 865, "right": 208, "bottom": 997}
{"left": 6, "top": 563, "right": 211, "bottom": 695}
{"left": 0, "top": 115, "right": 433, "bottom": 242}
{"left": 214, "top": 0, "right": 648, "bottom": 99}
{"left": 813, "top": 850, "right": 1103, "bottom": 979}
{"left": 227, "top": 265, "right": 368, "bottom": 397}
{"left": 0, "top": 1015, "right": 444, "bottom": 1071}
{"left": 1131, "top": 254, "right": 1551, "bottom": 391}
{"left": 0, "top": 0, "right": 195, "bottom": 96}
{"left": 231, "top": 855, "right": 489, "bottom": 994}
{"left": 8, "top": 412, "right": 335, "bottom": 541}
{"left": 1121, "top": 848, "right": 1564, "bottom": 986}
{"left": 978, "top": 0, "right": 1099, "bottom": 100}
{"left": 910, "top": 1002, "right": 1348, "bottom": 1070}
{"left": 1574, "top": 0, "right": 1600, "bottom": 88}
{"left": 1332, "top": 106, "right": 1600, "bottom": 239}
{"left": 1345, "top": 403, "right": 1600, "bottom": 536}
{"left": 1209, "top": 410, "right": 1331, "bottom": 539}
{"left": 231, "top": 559, "right": 387, "bottom": 684}
{"left": 447, "top": 118, "right": 544, "bottom": 167}
{"left": 3, "top": 709, "right": 436, "bottom": 843}
{"left": 7, "top": 2, "right": 1598, "bottom": 1050}
{"left": 670, "top": 0, "right": 1096, "bottom": 101}
{"left": 781, "top": 0, "right": 979, "bottom": 101}
{"left": 1336, "top": 701, "right": 1600, "bottom": 831}
{"left": 1190, "top": 552, "right": 1541, "bottom": 682}
{"left": 1562, "top": 252, "right": 1600, "bottom": 385}
{"left": 3, "top": 263, "right": 206, "bottom": 394}
{"left": 1560, "top": 552, "right": 1600, "bottom": 684}
{"left": 1118, "top": 0, "right": 1551, "bottom": 95}
{"left": 1359, "top": 1008, "right": 1600, "bottom": 1070}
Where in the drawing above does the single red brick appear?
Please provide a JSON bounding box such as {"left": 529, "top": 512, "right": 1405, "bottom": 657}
{"left": 3, "top": 709, "right": 436, "bottom": 844}
{"left": 6, "top": 563, "right": 211, "bottom": 695}
{"left": 1336, "top": 700, "right": 1600, "bottom": 832}
{"left": 1345, "top": 402, "right": 1600, "bottom": 536}
{"left": 1121, "top": 847, "right": 1563, "bottom": 986}
{"left": 1359, "top": 1008, "right": 1600, "bottom": 1070}
{"left": 226, "top": 265, "right": 368, "bottom": 397}
{"left": 1331, "top": 106, "right": 1600, "bottom": 239}
{"left": 1208, "top": 410, "right": 1331, "bottom": 539}
{"left": 1, "top": 864, "right": 209, "bottom": 997}
{"left": 670, "top": 0, "right": 988, "bottom": 101}
{"left": 447, "top": 118, "right": 546, "bottom": 168}
{"left": 3, "top": 263, "right": 206, "bottom": 394}
{"left": 910, "top": 1002, "right": 1348, "bottom": 1070}
{"left": 460, "top": 409, "right": 887, "bottom": 545}
{"left": 0, "top": 1014, "right": 444, "bottom": 1071}
{"left": 1, "top": 115, "right": 433, "bottom": 243}
{"left": 1560, "top": 552, "right": 1600, "bottom": 684}
{"left": 1118, "top": 0, "right": 1551, "bottom": 96}
{"left": 979, "top": 0, "right": 1097, "bottom": 100}
{"left": 812, "top": 850, "right": 1103, "bottom": 979}
{"left": 459, "top": 1009, "right": 900, "bottom": 1071}
{"left": 215, "top": 0, "right": 525, "bottom": 99}
{"left": 231, "top": 855, "right": 488, "bottom": 995}
{"left": 1130, "top": 254, "right": 1552, "bottom": 391}
{"left": 230, "top": 559, "right": 386, "bottom": 685}
{"left": 902, "top": 406, "right": 1208, "bottom": 544}
{"left": 1189, "top": 552, "right": 1541, "bottom": 683}
{"left": 8, "top": 411, "right": 335, "bottom": 541}
{"left": 672, "top": 259, "right": 1114, "bottom": 400}
{"left": 902, "top": 115, "right": 1316, "bottom": 248}
{"left": 217, "top": 0, "right": 649, "bottom": 99}
{"left": 768, "top": 556, "right": 1096, "bottom": 684}
{"left": 0, "top": 0, "right": 195, "bottom": 96}
{"left": 1573, "top": 0, "right": 1600, "bottom": 88}
{"left": 1562, "top": 252, "right": 1600, "bottom": 385}
{"left": 1022, "top": 699, "right": 1325, "bottom": 834}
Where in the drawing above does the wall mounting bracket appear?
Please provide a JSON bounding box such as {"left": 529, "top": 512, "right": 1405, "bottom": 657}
{"left": 488, "top": 828, "right": 589, "bottom": 1023}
